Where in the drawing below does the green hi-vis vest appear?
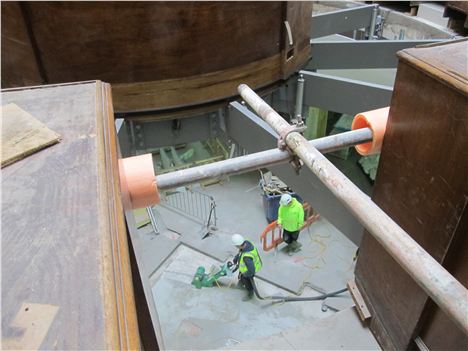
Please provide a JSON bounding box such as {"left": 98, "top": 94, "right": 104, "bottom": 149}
{"left": 278, "top": 198, "right": 304, "bottom": 232}
{"left": 239, "top": 242, "right": 262, "bottom": 274}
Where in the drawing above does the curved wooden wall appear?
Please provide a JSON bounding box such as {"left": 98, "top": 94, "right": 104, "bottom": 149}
{"left": 1, "top": 2, "right": 312, "bottom": 113}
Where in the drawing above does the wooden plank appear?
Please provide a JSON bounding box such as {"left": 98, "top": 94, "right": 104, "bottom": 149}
{"left": 355, "top": 40, "right": 468, "bottom": 350}
{"left": 1, "top": 81, "right": 140, "bottom": 349}
{"left": 347, "top": 280, "right": 371, "bottom": 321}
{"left": 1, "top": 103, "right": 60, "bottom": 167}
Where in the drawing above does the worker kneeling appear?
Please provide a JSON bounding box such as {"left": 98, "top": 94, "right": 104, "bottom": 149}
{"left": 278, "top": 194, "right": 304, "bottom": 255}
{"left": 231, "top": 234, "right": 262, "bottom": 301}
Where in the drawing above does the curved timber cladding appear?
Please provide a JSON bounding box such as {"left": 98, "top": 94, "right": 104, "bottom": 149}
{"left": 1, "top": 1, "right": 312, "bottom": 113}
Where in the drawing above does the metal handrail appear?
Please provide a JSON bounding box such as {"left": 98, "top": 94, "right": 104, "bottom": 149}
{"left": 146, "top": 207, "right": 160, "bottom": 234}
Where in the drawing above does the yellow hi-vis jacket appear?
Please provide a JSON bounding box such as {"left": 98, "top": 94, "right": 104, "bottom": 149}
{"left": 239, "top": 241, "right": 262, "bottom": 276}
{"left": 277, "top": 198, "right": 304, "bottom": 232}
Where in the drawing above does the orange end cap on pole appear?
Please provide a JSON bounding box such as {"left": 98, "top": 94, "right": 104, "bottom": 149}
{"left": 352, "top": 106, "right": 390, "bottom": 156}
{"left": 119, "top": 153, "right": 160, "bottom": 209}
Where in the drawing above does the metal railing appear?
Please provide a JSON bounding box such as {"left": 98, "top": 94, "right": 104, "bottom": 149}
{"left": 161, "top": 187, "right": 217, "bottom": 229}
{"left": 146, "top": 206, "right": 160, "bottom": 234}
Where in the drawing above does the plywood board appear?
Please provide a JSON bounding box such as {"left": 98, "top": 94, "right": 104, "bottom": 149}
{"left": 1, "top": 103, "right": 60, "bottom": 167}
{"left": 2, "top": 2, "right": 312, "bottom": 112}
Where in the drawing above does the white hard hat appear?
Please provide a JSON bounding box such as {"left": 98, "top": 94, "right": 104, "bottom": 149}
{"left": 232, "top": 234, "right": 245, "bottom": 246}
{"left": 280, "top": 193, "right": 293, "bottom": 206}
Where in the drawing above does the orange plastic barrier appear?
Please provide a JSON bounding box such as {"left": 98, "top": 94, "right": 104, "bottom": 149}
{"left": 302, "top": 202, "right": 320, "bottom": 228}
{"left": 352, "top": 106, "right": 390, "bottom": 156}
{"left": 260, "top": 202, "right": 320, "bottom": 252}
{"left": 260, "top": 221, "right": 283, "bottom": 252}
{"left": 119, "top": 153, "right": 160, "bottom": 209}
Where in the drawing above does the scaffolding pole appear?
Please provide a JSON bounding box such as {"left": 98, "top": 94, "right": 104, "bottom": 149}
{"left": 237, "top": 83, "right": 468, "bottom": 335}
{"left": 156, "top": 128, "right": 372, "bottom": 190}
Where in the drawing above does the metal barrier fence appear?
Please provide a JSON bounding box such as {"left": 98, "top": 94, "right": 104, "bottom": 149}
{"left": 161, "top": 187, "right": 217, "bottom": 228}
{"left": 146, "top": 206, "right": 160, "bottom": 234}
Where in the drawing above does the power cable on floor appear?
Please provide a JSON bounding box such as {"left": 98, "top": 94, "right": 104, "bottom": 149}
{"left": 249, "top": 277, "right": 347, "bottom": 302}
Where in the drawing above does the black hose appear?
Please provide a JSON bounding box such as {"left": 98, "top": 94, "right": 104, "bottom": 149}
{"left": 268, "top": 287, "right": 348, "bottom": 302}
{"left": 250, "top": 276, "right": 266, "bottom": 300}
{"left": 249, "top": 277, "right": 348, "bottom": 302}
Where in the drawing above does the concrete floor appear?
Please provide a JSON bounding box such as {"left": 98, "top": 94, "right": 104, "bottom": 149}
{"left": 151, "top": 245, "right": 339, "bottom": 350}
{"left": 139, "top": 172, "right": 378, "bottom": 350}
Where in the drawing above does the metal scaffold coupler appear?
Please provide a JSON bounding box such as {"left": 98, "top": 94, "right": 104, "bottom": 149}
{"left": 277, "top": 124, "right": 306, "bottom": 174}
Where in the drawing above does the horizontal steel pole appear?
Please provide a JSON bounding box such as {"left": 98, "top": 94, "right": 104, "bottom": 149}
{"left": 311, "top": 5, "right": 375, "bottom": 39}
{"left": 156, "top": 128, "right": 372, "bottom": 191}
{"left": 308, "top": 40, "right": 443, "bottom": 69}
{"left": 237, "top": 83, "right": 468, "bottom": 335}
{"left": 300, "top": 70, "right": 393, "bottom": 115}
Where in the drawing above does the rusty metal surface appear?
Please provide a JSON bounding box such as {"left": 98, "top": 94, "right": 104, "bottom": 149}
{"left": 356, "top": 41, "right": 468, "bottom": 349}
{"left": 1, "top": 82, "right": 140, "bottom": 349}
{"left": 419, "top": 208, "right": 468, "bottom": 350}
{"left": 2, "top": 2, "right": 312, "bottom": 112}
{"left": 397, "top": 38, "right": 468, "bottom": 96}
{"left": 237, "top": 83, "right": 468, "bottom": 337}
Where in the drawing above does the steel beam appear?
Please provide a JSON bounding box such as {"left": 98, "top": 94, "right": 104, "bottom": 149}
{"left": 140, "top": 114, "right": 211, "bottom": 149}
{"left": 300, "top": 70, "right": 393, "bottom": 115}
{"left": 308, "top": 40, "right": 443, "bottom": 69}
{"left": 311, "top": 5, "right": 375, "bottom": 39}
{"left": 237, "top": 83, "right": 468, "bottom": 336}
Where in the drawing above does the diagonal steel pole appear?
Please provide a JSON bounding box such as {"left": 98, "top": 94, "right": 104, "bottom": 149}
{"left": 237, "top": 83, "right": 468, "bottom": 335}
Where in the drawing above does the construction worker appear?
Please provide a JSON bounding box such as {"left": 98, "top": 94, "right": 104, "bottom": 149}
{"left": 278, "top": 194, "right": 304, "bottom": 255}
{"left": 231, "top": 234, "right": 262, "bottom": 301}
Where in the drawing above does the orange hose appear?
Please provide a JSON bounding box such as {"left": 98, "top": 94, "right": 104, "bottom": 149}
{"left": 119, "top": 154, "right": 160, "bottom": 209}
{"left": 352, "top": 107, "right": 390, "bottom": 156}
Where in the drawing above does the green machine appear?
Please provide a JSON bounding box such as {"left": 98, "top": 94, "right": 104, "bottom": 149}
{"left": 191, "top": 262, "right": 235, "bottom": 289}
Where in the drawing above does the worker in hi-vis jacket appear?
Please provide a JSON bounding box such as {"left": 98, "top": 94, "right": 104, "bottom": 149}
{"left": 231, "top": 234, "right": 262, "bottom": 301}
{"left": 277, "top": 194, "right": 304, "bottom": 255}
